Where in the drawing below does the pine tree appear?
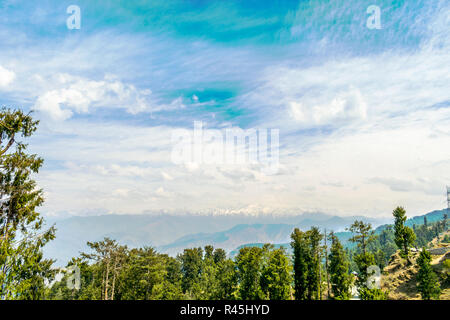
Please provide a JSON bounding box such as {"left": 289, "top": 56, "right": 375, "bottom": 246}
{"left": 348, "top": 220, "right": 386, "bottom": 299}
{"left": 306, "top": 227, "right": 323, "bottom": 300}
{"left": 417, "top": 248, "right": 440, "bottom": 300}
{"left": 392, "top": 207, "right": 416, "bottom": 258}
{"left": 328, "top": 232, "right": 351, "bottom": 300}
{"left": 290, "top": 228, "right": 309, "bottom": 300}
{"left": 290, "top": 227, "right": 323, "bottom": 300}
{"left": 0, "top": 108, "right": 55, "bottom": 300}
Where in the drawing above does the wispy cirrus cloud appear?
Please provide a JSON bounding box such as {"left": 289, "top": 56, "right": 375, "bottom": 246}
{"left": 0, "top": 1, "right": 449, "bottom": 218}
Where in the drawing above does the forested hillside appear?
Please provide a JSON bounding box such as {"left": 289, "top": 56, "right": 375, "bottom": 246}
{"left": 46, "top": 209, "right": 449, "bottom": 300}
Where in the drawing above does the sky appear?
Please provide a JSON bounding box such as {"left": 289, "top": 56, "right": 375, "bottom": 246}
{"left": 0, "top": 0, "right": 449, "bottom": 218}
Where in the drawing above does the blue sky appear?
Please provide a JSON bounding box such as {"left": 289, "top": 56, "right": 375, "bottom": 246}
{"left": 0, "top": 0, "right": 449, "bottom": 218}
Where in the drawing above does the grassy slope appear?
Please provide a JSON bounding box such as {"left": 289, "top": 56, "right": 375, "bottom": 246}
{"left": 381, "top": 231, "right": 449, "bottom": 300}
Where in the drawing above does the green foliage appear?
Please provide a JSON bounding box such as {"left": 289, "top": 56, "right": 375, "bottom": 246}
{"left": 373, "top": 226, "right": 397, "bottom": 267}
{"left": 417, "top": 248, "right": 441, "bottom": 300}
{"left": 393, "top": 207, "right": 416, "bottom": 258}
{"left": 442, "top": 259, "right": 450, "bottom": 286}
{"left": 213, "top": 258, "right": 238, "bottom": 299}
{"left": 347, "top": 220, "right": 389, "bottom": 299}
{"left": 0, "top": 108, "right": 55, "bottom": 300}
{"left": 235, "top": 244, "right": 292, "bottom": 300}
{"left": 159, "top": 256, "right": 184, "bottom": 300}
{"left": 290, "top": 227, "right": 324, "bottom": 300}
{"left": 235, "top": 246, "right": 266, "bottom": 300}
{"left": 328, "top": 233, "right": 351, "bottom": 300}
{"left": 47, "top": 239, "right": 185, "bottom": 300}
{"left": 179, "top": 245, "right": 238, "bottom": 300}
{"left": 118, "top": 247, "right": 167, "bottom": 300}
{"left": 415, "top": 219, "right": 447, "bottom": 248}
{"left": 348, "top": 220, "right": 377, "bottom": 255}
{"left": 290, "top": 228, "right": 309, "bottom": 300}
{"left": 45, "top": 258, "right": 95, "bottom": 300}
{"left": 443, "top": 234, "right": 450, "bottom": 243}
{"left": 260, "top": 247, "right": 292, "bottom": 300}
{"left": 306, "top": 227, "right": 323, "bottom": 300}
{"left": 443, "top": 259, "right": 450, "bottom": 270}
{"left": 348, "top": 220, "right": 376, "bottom": 287}
{"left": 359, "top": 287, "right": 388, "bottom": 300}
{"left": 179, "top": 247, "right": 203, "bottom": 297}
{"left": 80, "top": 238, "right": 127, "bottom": 300}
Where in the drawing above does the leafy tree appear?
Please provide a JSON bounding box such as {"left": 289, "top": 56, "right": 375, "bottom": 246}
{"left": 348, "top": 220, "right": 376, "bottom": 288}
{"left": 392, "top": 207, "right": 416, "bottom": 258}
{"left": 260, "top": 247, "right": 292, "bottom": 300}
{"left": 235, "top": 246, "right": 266, "bottom": 300}
{"left": 348, "top": 220, "right": 376, "bottom": 256}
{"left": 46, "top": 258, "right": 93, "bottom": 300}
{"left": 158, "top": 255, "right": 184, "bottom": 300}
{"left": 81, "top": 238, "right": 127, "bottom": 300}
{"left": 213, "top": 248, "right": 227, "bottom": 265}
{"left": 194, "top": 246, "right": 236, "bottom": 300}
{"left": 328, "top": 232, "right": 351, "bottom": 300}
{"left": 194, "top": 246, "right": 219, "bottom": 300}
{"left": 0, "top": 108, "right": 55, "bottom": 300}
{"left": 348, "top": 220, "right": 386, "bottom": 299}
{"left": 204, "top": 245, "right": 214, "bottom": 260}
{"left": 417, "top": 248, "right": 440, "bottom": 300}
{"left": 118, "top": 247, "right": 165, "bottom": 300}
{"left": 179, "top": 247, "right": 203, "bottom": 297}
{"left": 214, "top": 258, "right": 238, "bottom": 299}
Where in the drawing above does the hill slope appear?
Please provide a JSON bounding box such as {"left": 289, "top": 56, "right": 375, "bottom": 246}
{"left": 381, "top": 232, "right": 450, "bottom": 300}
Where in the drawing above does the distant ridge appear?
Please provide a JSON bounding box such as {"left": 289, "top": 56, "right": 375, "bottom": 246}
{"left": 43, "top": 209, "right": 447, "bottom": 266}
{"left": 44, "top": 212, "right": 386, "bottom": 266}
{"left": 229, "top": 209, "right": 449, "bottom": 257}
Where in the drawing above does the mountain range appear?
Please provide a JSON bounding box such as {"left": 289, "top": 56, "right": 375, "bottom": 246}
{"left": 43, "top": 209, "right": 448, "bottom": 266}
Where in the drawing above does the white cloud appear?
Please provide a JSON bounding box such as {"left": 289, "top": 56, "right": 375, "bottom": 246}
{"left": 33, "top": 74, "right": 180, "bottom": 121}
{"left": 289, "top": 87, "right": 367, "bottom": 125}
{"left": 246, "top": 45, "right": 449, "bottom": 131}
{"left": 0, "top": 65, "right": 15, "bottom": 87}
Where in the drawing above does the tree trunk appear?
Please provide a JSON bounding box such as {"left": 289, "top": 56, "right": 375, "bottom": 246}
{"left": 104, "top": 260, "right": 110, "bottom": 300}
